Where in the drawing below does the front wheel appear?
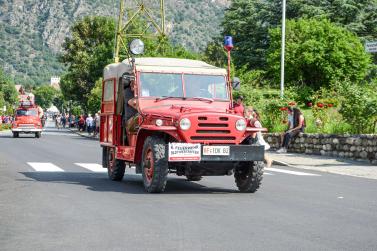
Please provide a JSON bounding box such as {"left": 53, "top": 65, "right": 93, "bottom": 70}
{"left": 35, "top": 132, "right": 41, "bottom": 138}
{"left": 107, "top": 147, "right": 125, "bottom": 181}
{"left": 13, "top": 132, "right": 19, "bottom": 138}
{"left": 234, "top": 161, "right": 264, "bottom": 193}
{"left": 141, "top": 136, "right": 168, "bottom": 193}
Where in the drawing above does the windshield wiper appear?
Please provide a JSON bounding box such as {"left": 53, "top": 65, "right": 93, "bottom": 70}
{"left": 155, "top": 96, "right": 184, "bottom": 102}
{"left": 186, "top": 97, "right": 214, "bottom": 103}
{"left": 155, "top": 96, "right": 214, "bottom": 103}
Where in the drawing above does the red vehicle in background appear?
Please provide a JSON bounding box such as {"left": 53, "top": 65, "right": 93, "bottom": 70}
{"left": 11, "top": 94, "right": 43, "bottom": 138}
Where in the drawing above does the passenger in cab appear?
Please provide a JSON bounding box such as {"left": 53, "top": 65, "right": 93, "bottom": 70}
{"left": 233, "top": 96, "right": 244, "bottom": 116}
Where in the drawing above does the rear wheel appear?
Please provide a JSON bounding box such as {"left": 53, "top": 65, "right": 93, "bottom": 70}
{"left": 107, "top": 147, "right": 125, "bottom": 181}
{"left": 141, "top": 136, "right": 168, "bottom": 193}
{"left": 102, "top": 147, "right": 108, "bottom": 168}
{"left": 186, "top": 175, "right": 202, "bottom": 181}
{"left": 234, "top": 161, "right": 264, "bottom": 193}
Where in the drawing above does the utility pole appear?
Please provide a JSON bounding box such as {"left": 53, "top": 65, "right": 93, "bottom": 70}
{"left": 280, "top": 0, "right": 286, "bottom": 98}
{"left": 113, "top": 0, "right": 166, "bottom": 63}
{"left": 114, "top": 0, "right": 125, "bottom": 63}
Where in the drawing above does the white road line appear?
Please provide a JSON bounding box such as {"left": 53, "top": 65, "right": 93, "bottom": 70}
{"left": 74, "top": 163, "right": 107, "bottom": 173}
{"left": 264, "top": 172, "right": 274, "bottom": 175}
{"left": 266, "top": 167, "right": 320, "bottom": 176}
{"left": 27, "top": 162, "right": 64, "bottom": 172}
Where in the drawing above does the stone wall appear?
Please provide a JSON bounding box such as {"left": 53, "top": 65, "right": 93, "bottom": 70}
{"left": 265, "top": 133, "right": 377, "bottom": 164}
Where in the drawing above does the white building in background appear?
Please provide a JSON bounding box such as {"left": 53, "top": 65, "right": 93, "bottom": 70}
{"left": 50, "top": 76, "right": 60, "bottom": 90}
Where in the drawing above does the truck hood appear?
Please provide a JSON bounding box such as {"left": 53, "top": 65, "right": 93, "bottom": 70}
{"left": 141, "top": 104, "right": 229, "bottom": 119}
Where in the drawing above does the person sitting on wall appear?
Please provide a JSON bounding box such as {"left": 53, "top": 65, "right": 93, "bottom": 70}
{"left": 277, "top": 107, "right": 305, "bottom": 153}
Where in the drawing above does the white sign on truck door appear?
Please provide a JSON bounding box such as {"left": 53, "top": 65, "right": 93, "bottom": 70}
{"left": 365, "top": 41, "right": 377, "bottom": 53}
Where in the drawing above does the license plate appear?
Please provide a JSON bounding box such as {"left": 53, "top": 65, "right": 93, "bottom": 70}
{"left": 168, "top": 143, "right": 201, "bottom": 161}
{"left": 203, "top": 146, "right": 230, "bottom": 156}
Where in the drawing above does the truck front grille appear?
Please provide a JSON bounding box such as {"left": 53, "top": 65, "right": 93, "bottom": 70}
{"left": 189, "top": 115, "right": 235, "bottom": 142}
{"left": 19, "top": 124, "right": 35, "bottom": 128}
{"left": 191, "top": 136, "right": 236, "bottom": 141}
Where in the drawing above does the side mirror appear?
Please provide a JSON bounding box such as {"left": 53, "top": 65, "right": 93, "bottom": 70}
{"left": 232, "top": 77, "right": 241, "bottom": 90}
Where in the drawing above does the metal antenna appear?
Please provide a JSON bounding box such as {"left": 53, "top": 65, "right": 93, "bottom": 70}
{"left": 113, "top": 0, "right": 166, "bottom": 63}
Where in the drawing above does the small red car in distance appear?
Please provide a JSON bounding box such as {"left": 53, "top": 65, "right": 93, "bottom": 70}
{"left": 11, "top": 95, "right": 43, "bottom": 138}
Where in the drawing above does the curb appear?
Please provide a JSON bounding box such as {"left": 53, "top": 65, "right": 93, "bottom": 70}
{"left": 272, "top": 159, "right": 290, "bottom": 167}
{"left": 67, "top": 128, "right": 98, "bottom": 140}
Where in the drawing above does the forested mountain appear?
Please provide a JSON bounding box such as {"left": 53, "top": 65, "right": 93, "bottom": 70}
{"left": 0, "top": 0, "right": 229, "bottom": 85}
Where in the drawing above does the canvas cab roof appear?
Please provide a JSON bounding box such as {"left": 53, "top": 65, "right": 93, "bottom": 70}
{"left": 103, "top": 57, "right": 227, "bottom": 80}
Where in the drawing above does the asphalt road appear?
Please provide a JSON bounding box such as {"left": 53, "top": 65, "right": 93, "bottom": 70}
{"left": 1, "top": 121, "right": 377, "bottom": 251}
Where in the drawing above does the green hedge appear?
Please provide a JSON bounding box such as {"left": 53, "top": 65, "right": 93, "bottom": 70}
{"left": 0, "top": 124, "right": 11, "bottom": 131}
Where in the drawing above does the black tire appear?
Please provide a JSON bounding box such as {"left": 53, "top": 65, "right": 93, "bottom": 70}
{"left": 186, "top": 175, "right": 202, "bottom": 181}
{"left": 35, "top": 132, "right": 41, "bottom": 138}
{"left": 141, "top": 136, "right": 168, "bottom": 193}
{"left": 13, "top": 132, "right": 19, "bottom": 138}
{"left": 234, "top": 161, "right": 264, "bottom": 193}
{"left": 102, "top": 147, "right": 108, "bottom": 168}
{"left": 107, "top": 147, "right": 125, "bottom": 181}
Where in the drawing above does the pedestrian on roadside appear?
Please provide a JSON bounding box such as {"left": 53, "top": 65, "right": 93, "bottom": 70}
{"left": 246, "top": 108, "right": 272, "bottom": 168}
{"left": 41, "top": 114, "right": 46, "bottom": 127}
{"left": 61, "top": 113, "right": 66, "bottom": 128}
{"left": 74, "top": 115, "right": 79, "bottom": 128}
{"left": 277, "top": 107, "right": 305, "bottom": 153}
{"left": 233, "top": 96, "right": 245, "bottom": 116}
{"left": 86, "top": 114, "right": 94, "bottom": 136}
{"left": 94, "top": 113, "right": 100, "bottom": 137}
{"left": 55, "top": 114, "right": 61, "bottom": 129}
{"left": 78, "top": 115, "right": 85, "bottom": 131}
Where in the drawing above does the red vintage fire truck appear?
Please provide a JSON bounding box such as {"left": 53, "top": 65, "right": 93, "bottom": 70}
{"left": 100, "top": 42, "right": 265, "bottom": 193}
{"left": 11, "top": 94, "right": 43, "bottom": 138}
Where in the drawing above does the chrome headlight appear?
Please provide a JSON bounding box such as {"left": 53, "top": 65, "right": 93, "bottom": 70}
{"left": 155, "top": 119, "right": 163, "bottom": 127}
{"left": 179, "top": 118, "right": 191, "bottom": 131}
{"left": 235, "top": 119, "right": 246, "bottom": 131}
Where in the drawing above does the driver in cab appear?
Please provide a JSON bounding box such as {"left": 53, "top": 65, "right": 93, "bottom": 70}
{"left": 124, "top": 79, "right": 138, "bottom": 134}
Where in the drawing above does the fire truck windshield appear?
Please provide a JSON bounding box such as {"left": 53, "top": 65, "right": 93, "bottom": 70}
{"left": 16, "top": 109, "right": 37, "bottom": 116}
{"left": 140, "top": 73, "right": 228, "bottom": 100}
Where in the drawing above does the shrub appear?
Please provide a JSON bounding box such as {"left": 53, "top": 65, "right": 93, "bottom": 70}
{"left": 335, "top": 81, "right": 377, "bottom": 134}
{"left": 0, "top": 124, "right": 11, "bottom": 131}
{"left": 267, "top": 19, "right": 371, "bottom": 90}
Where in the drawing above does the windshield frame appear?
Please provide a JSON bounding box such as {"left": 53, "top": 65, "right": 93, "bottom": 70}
{"left": 137, "top": 71, "right": 229, "bottom": 102}
{"left": 16, "top": 109, "right": 38, "bottom": 117}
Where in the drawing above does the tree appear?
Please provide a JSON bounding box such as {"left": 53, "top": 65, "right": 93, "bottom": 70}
{"left": 220, "top": 0, "right": 377, "bottom": 70}
{"left": 60, "top": 16, "right": 116, "bottom": 109}
{"left": 202, "top": 40, "right": 227, "bottom": 68}
{"left": 267, "top": 19, "right": 371, "bottom": 89}
{"left": 34, "top": 85, "right": 57, "bottom": 109}
{"left": 87, "top": 78, "right": 102, "bottom": 115}
{"left": 0, "top": 68, "right": 18, "bottom": 112}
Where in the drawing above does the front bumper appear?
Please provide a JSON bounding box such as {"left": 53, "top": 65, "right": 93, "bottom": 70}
{"left": 200, "top": 145, "right": 264, "bottom": 162}
{"left": 12, "top": 128, "right": 42, "bottom": 132}
{"left": 168, "top": 144, "right": 264, "bottom": 162}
